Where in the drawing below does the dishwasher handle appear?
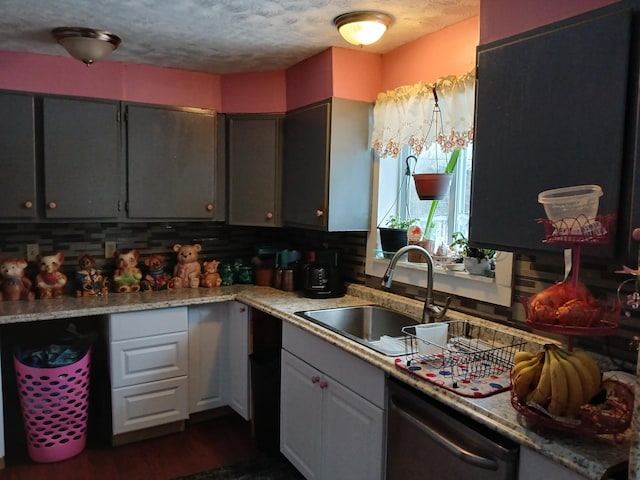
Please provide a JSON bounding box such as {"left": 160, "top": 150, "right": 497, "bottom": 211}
{"left": 391, "top": 399, "right": 499, "bottom": 471}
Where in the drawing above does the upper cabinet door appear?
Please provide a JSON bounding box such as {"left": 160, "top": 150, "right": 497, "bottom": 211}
{"left": 126, "top": 104, "right": 217, "bottom": 219}
{"left": 0, "top": 92, "right": 37, "bottom": 219}
{"left": 227, "top": 114, "right": 283, "bottom": 227}
{"left": 43, "top": 97, "right": 122, "bottom": 219}
{"left": 471, "top": 6, "right": 631, "bottom": 257}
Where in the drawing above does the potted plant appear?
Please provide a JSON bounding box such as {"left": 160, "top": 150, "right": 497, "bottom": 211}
{"left": 379, "top": 215, "right": 419, "bottom": 258}
{"left": 450, "top": 232, "right": 496, "bottom": 275}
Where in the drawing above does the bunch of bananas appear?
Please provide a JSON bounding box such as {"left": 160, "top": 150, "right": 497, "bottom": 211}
{"left": 511, "top": 344, "right": 601, "bottom": 418}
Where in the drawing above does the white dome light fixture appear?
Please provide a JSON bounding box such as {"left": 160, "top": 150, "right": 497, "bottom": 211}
{"left": 334, "top": 11, "right": 392, "bottom": 46}
{"left": 52, "top": 27, "right": 122, "bottom": 66}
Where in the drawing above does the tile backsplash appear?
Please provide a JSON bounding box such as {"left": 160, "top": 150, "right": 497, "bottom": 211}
{"left": 1, "top": 222, "right": 637, "bottom": 368}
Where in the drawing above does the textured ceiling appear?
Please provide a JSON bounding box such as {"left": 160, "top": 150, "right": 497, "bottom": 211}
{"left": 0, "top": 0, "right": 479, "bottom": 74}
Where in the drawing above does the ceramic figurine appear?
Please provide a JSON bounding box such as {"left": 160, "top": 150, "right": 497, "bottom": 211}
{"left": 141, "top": 254, "right": 171, "bottom": 291}
{"left": 169, "top": 243, "right": 202, "bottom": 289}
{"left": 113, "top": 249, "right": 142, "bottom": 293}
{"left": 200, "top": 260, "right": 222, "bottom": 288}
{"left": 35, "top": 252, "right": 67, "bottom": 298}
{"left": 75, "top": 254, "right": 109, "bottom": 297}
{"left": 0, "top": 257, "right": 35, "bottom": 301}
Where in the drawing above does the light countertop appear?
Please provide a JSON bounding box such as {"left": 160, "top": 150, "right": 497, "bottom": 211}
{"left": 0, "top": 283, "right": 632, "bottom": 479}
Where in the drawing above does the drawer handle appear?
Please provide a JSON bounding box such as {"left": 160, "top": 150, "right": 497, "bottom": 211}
{"left": 311, "top": 375, "right": 320, "bottom": 384}
{"left": 24, "top": 201, "right": 33, "bottom": 209}
{"left": 319, "top": 380, "right": 328, "bottom": 389}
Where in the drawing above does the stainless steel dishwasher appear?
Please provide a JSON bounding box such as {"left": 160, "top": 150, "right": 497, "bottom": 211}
{"left": 387, "top": 377, "right": 519, "bottom": 479}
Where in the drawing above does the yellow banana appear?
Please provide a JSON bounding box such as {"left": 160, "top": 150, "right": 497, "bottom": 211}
{"left": 554, "top": 348, "right": 584, "bottom": 417}
{"left": 514, "top": 351, "right": 534, "bottom": 364}
{"left": 511, "top": 351, "right": 543, "bottom": 378}
{"left": 571, "top": 350, "right": 602, "bottom": 399}
{"left": 556, "top": 348, "right": 599, "bottom": 404}
{"left": 547, "top": 347, "right": 569, "bottom": 417}
{"left": 512, "top": 354, "right": 544, "bottom": 403}
{"left": 527, "top": 349, "right": 551, "bottom": 406}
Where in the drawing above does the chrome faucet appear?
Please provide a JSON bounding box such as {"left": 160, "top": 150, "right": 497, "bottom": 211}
{"left": 381, "top": 244, "right": 451, "bottom": 323}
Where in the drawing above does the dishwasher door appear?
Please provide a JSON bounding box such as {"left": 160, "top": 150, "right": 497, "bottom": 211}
{"left": 387, "top": 378, "right": 519, "bottom": 480}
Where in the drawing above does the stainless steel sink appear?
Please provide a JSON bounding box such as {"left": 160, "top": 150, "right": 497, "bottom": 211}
{"left": 296, "top": 305, "right": 420, "bottom": 356}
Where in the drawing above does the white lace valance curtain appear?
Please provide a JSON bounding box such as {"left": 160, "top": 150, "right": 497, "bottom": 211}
{"left": 371, "top": 71, "right": 476, "bottom": 159}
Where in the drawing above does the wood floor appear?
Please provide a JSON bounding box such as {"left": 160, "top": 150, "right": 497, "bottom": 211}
{"left": 0, "top": 414, "right": 259, "bottom": 480}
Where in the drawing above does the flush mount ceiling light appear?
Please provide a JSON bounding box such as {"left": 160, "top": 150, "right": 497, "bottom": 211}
{"left": 51, "top": 27, "right": 122, "bottom": 65}
{"left": 334, "top": 11, "right": 392, "bottom": 46}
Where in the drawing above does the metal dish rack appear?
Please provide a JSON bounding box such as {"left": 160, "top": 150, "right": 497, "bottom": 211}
{"left": 401, "top": 321, "right": 527, "bottom": 383}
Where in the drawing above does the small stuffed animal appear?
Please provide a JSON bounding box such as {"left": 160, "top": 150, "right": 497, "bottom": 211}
{"left": 113, "top": 249, "right": 142, "bottom": 293}
{"left": 141, "top": 254, "right": 171, "bottom": 291}
{"left": 0, "top": 257, "right": 35, "bottom": 301}
{"left": 200, "top": 260, "right": 222, "bottom": 288}
{"left": 169, "top": 243, "right": 202, "bottom": 289}
{"left": 75, "top": 254, "right": 109, "bottom": 297}
{"left": 36, "top": 252, "right": 67, "bottom": 298}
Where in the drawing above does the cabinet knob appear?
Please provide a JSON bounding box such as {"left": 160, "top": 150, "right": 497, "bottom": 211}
{"left": 48, "top": 201, "right": 57, "bottom": 209}
{"left": 311, "top": 375, "right": 320, "bottom": 384}
{"left": 633, "top": 228, "right": 640, "bottom": 241}
{"left": 24, "top": 201, "right": 33, "bottom": 209}
{"left": 319, "top": 380, "right": 328, "bottom": 389}
{"left": 316, "top": 209, "right": 324, "bottom": 217}
{"left": 266, "top": 212, "right": 273, "bottom": 220}
{"left": 206, "top": 204, "right": 214, "bottom": 211}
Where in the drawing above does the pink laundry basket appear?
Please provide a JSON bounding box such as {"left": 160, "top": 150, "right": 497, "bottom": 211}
{"left": 14, "top": 347, "right": 91, "bottom": 463}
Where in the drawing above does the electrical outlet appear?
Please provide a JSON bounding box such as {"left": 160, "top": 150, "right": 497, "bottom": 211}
{"left": 105, "top": 241, "right": 117, "bottom": 259}
{"left": 26, "top": 243, "right": 39, "bottom": 262}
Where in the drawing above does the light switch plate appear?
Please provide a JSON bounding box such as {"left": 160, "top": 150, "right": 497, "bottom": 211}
{"left": 105, "top": 241, "right": 117, "bottom": 259}
{"left": 26, "top": 243, "right": 39, "bottom": 261}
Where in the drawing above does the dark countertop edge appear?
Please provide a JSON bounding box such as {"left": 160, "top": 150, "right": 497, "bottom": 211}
{"left": 0, "top": 283, "right": 630, "bottom": 479}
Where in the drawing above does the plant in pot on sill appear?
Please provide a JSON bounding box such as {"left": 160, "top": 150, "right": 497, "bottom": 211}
{"left": 450, "top": 232, "right": 496, "bottom": 276}
{"left": 379, "top": 215, "right": 419, "bottom": 258}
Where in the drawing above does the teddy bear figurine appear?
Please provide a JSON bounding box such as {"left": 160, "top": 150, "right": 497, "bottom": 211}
{"left": 200, "top": 260, "right": 222, "bottom": 288}
{"left": 169, "top": 243, "right": 202, "bottom": 289}
{"left": 141, "top": 254, "right": 171, "bottom": 292}
{"left": 0, "top": 257, "right": 35, "bottom": 301}
{"left": 113, "top": 249, "right": 142, "bottom": 293}
{"left": 36, "top": 252, "right": 67, "bottom": 298}
{"left": 75, "top": 254, "right": 109, "bottom": 297}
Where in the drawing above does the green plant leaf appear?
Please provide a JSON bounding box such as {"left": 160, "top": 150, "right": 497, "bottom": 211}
{"left": 424, "top": 149, "right": 460, "bottom": 236}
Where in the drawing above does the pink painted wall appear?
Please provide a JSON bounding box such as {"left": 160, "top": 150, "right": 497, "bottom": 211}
{"left": 285, "top": 49, "right": 333, "bottom": 110}
{"left": 0, "top": 51, "right": 222, "bottom": 110}
{"left": 381, "top": 16, "right": 479, "bottom": 91}
{"left": 221, "top": 70, "right": 287, "bottom": 113}
{"left": 479, "top": 0, "right": 618, "bottom": 44}
{"left": 331, "top": 48, "right": 382, "bottom": 102}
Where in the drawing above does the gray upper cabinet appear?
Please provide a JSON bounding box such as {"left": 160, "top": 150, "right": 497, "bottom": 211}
{"left": 125, "top": 104, "right": 218, "bottom": 220}
{"left": 0, "top": 92, "right": 37, "bottom": 219}
{"left": 470, "top": 5, "right": 631, "bottom": 258}
{"left": 282, "top": 98, "right": 372, "bottom": 231}
{"left": 43, "top": 97, "right": 122, "bottom": 219}
{"left": 227, "top": 113, "right": 283, "bottom": 227}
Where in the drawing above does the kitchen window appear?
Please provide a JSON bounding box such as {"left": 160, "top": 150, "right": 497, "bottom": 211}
{"left": 365, "top": 73, "right": 513, "bottom": 307}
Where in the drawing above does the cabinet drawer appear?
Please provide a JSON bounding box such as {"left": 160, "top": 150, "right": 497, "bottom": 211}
{"left": 110, "top": 307, "right": 188, "bottom": 341}
{"left": 282, "top": 322, "right": 385, "bottom": 408}
{"left": 112, "top": 376, "right": 188, "bottom": 435}
{"left": 111, "top": 332, "right": 188, "bottom": 388}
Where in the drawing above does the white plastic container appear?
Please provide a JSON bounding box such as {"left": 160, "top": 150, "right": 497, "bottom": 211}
{"left": 537, "top": 184, "right": 602, "bottom": 223}
{"left": 415, "top": 323, "right": 449, "bottom": 356}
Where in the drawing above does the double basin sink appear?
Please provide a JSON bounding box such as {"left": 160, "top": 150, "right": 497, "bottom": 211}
{"left": 296, "top": 305, "right": 421, "bottom": 356}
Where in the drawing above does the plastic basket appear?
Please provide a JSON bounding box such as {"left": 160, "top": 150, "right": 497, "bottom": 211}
{"left": 14, "top": 347, "right": 91, "bottom": 463}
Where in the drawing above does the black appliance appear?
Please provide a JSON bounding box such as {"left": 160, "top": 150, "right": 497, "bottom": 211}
{"left": 303, "top": 249, "right": 345, "bottom": 299}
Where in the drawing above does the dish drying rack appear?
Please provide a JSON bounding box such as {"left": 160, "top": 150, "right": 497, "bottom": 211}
{"left": 400, "top": 321, "right": 527, "bottom": 385}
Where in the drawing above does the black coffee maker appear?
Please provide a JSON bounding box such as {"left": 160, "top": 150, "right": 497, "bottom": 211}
{"left": 303, "top": 249, "right": 345, "bottom": 299}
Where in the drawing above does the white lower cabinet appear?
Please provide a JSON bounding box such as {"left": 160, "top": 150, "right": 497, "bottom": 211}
{"left": 280, "top": 323, "right": 385, "bottom": 480}
{"left": 188, "top": 302, "right": 249, "bottom": 419}
{"left": 109, "top": 307, "right": 189, "bottom": 435}
{"left": 518, "top": 446, "right": 589, "bottom": 480}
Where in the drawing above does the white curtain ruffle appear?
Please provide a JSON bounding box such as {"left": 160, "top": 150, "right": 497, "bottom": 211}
{"left": 371, "top": 72, "right": 475, "bottom": 159}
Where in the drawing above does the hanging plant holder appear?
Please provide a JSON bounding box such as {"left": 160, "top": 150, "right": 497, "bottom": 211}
{"left": 410, "top": 86, "right": 457, "bottom": 201}
{"left": 413, "top": 173, "right": 453, "bottom": 200}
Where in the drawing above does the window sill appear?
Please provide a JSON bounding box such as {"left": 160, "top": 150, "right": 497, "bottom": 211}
{"left": 365, "top": 252, "right": 513, "bottom": 307}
